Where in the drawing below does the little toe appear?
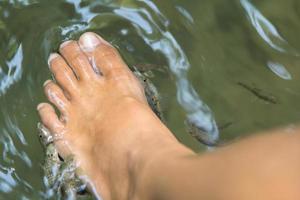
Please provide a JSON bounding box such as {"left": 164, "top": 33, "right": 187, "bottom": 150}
{"left": 59, "top": 40, "right": 96, "bottom": 80}
{"left": 37, "top": 103, "right": 72, "bottom": 158}
{"left": 48, "top": 53, "right": 78, "bottom": 96}
{"left": 78, "top": 32, "right": 130, "bottom": 77}
{"left": 44, "top": 80, "right": 70, "bottom": 114}
{"left": 37, "top": 103, "right": 65, "bottom": 134}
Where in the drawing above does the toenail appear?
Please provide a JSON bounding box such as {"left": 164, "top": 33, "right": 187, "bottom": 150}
{"left": 43, "top": 80, "right": 52, "bottom": 87}
{"left": 60, "top": 40, "right": 72, "bottom": 49}
{"left": 79, "top": 32, "right": 105, "bottom": 51}
{"left": 37, "top": 103, "right": 47, "bottom": 111}
{"left": 48, "top": 53, "right": 59, "bottom": 65}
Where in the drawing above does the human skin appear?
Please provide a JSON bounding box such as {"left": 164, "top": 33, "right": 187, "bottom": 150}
{"left": 37, "top": 32, "right": 300, "bottom": 200}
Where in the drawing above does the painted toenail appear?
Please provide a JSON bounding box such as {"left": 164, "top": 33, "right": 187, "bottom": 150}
{"left": 60, "top": 40, "right": 72, "bottom": 49}
{"left": 48, "top": 53, "right": 59, "bottom": 65}
{"left": 43, "top": 80, "right": 52, "bottom": 87}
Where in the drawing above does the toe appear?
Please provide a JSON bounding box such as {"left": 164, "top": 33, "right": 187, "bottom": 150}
{"left": 44, "top": 80, "right": 70, "bottom": 114}
{"left": 37, "top": 103, "right": 65, "bottom": 134}
{"left": 48, "top": 53, "right": 78, "bottom": 96}
{"left": 78, "top": 32, "right": 130, "bottom": 77}
{"left": 59, "top": 40, "right": 96, "bottom": 80}
{"left": 37, "top": 103, "right": 71, "bottom": 157}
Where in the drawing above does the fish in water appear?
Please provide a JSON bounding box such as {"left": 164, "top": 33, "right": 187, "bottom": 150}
{"left": 38, "top": 123, "right": 91, "bottom": 200}
{"left": 38, "top": 67, "right": 218, "bottom": 199}
{"left": 38, "top": 70, "right": 166, "bottom": 200}
{"left": 237, "top": 82, "right": 278, "bottom": 104}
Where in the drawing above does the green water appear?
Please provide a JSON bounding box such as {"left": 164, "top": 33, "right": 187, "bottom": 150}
{"left": 0, "top": 0, "right": 300, "bottom": 199}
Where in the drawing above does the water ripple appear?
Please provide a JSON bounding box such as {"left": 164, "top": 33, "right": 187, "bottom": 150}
{"left": 240, "top": 0, "right": 299, "bottom": 56}
{"left": 53, "top": 0, "right": 219, "bottom": 144}
{"left": 176, "top": 5, "right": 195, "bottom": 25}
{"left": 66, "top": 0, "right": 97, "bottom": 22}
{"left": 0, "top": 166, "right": 16, "bottom": 193}
{"left": 0, "top": 128, "right": 32, "bottom": 167}
{"left": 0, "top": 43, "right": 23, "bottom": 96}
{"left": 267, "top": 61, "right": 292, "bottom": 80}
{"left": 114, "top": 2, "right": 219, "bottom": 144}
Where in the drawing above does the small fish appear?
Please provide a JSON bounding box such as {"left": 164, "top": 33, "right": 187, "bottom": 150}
{"left": 38, "top": 123, "right": 91, "bottom": 200}
{"left": 186, "top": 121, "right": 219, "bottom": 147}
{"left": 37, "top": 71, "right": 164, "bottom": 200}
{"left": 134, "top": 70, "right": 164, "bottom": 120}
{"left": 218, "top": 121, "right": 234, "bottom": 131}
{"left": 38, "top": 66, "right": 222, "bottom": 200}
{"left": 237, "top": 82, "right": 278, "bottom": 104}
{"left": 134, "top": 63, "right": 168, "bottom": 73}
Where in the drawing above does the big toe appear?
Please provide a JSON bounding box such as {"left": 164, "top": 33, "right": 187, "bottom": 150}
{"left": 59, "top": 40, "right": 98, "bottom": 81}
{"left": 78, "top": 32, "right": 130, "bottom": 77}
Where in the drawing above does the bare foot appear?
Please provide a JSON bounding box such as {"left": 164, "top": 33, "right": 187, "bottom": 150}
{"left": 37, "top": 32, "right": 190, "bottom": 199}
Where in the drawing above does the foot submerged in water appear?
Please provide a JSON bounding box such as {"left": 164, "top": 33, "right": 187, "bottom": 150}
{"left": 37, "top": 32, "right": 188, "bottom": 199}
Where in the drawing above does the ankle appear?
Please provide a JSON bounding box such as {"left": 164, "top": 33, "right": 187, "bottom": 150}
{"left": 128, "top": 135, "right": 194, "bottom": 199}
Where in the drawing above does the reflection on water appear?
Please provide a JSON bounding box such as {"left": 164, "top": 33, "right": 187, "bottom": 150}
{"left": 267, "top": 61, "right": 292, "bottom": 80}
{"left": 0, "top": 44, "right": 23, "bottom": 95}
{"left": 240, "top": 0, "right": 297, "bottom": 81}
{"left": 0, "top": 0, "right": 300, "bottom": 199}
{"left": 113, "top": 1, "right": 219, "bottom": 143}
{"left": 241, "top": 0, "right": 298, "bottom": 55}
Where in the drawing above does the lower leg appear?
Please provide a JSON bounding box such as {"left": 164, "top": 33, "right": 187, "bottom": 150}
{"left": 134, "top": 127, "right": 300, "bottom": 200}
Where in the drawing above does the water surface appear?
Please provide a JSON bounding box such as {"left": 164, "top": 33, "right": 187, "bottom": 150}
{"left": 0, "top": 0, "right": 300, "bottom": 199}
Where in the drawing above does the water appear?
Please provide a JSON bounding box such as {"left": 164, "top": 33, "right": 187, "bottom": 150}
{"left": 0, "top": 0, "right": 300, "bottom": 199}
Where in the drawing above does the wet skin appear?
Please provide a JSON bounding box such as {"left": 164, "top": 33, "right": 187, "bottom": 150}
{"left": 38, "top": 32, "right": 300, "bottom": 200}
{"left": 38, "top": 71, "right": 164, "bottom": 199}
{"left": 38, "top": 123, "right": 89, "bottom": 199}
{"left": 37, "top": 32, "right": 189, "bottom": 199}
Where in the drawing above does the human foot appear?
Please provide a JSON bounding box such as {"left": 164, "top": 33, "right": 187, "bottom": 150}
{"left": 37, "top": 32, "right": 188, "bottom": 199}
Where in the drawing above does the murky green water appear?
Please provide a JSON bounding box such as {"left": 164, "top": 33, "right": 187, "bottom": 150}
{"left": 0, "top": 0, "right": 300, "bottom": 199}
